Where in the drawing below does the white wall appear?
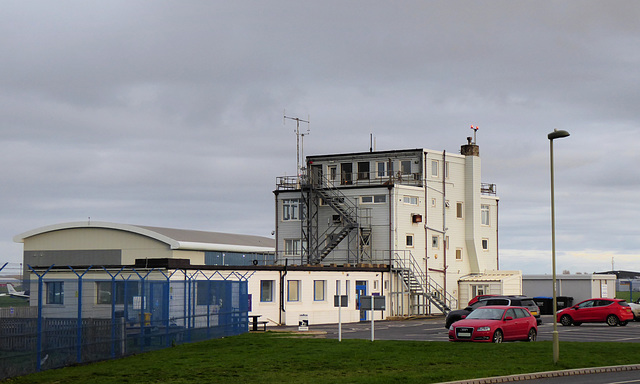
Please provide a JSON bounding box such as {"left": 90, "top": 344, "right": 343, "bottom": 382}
{"left": 248, "top": 269, "right": 389, "bottom": 327}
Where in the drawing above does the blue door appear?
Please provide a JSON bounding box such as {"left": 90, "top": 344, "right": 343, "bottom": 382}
{"left": 356, "top": 281, "right": 367, "bottom": 321}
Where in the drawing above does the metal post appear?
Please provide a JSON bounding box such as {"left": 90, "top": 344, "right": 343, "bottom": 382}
{"left": 102, "top": 266, "right": 124, "bottom": 359}
{"left": 29, "top": 264, "right": 53, "bottom": 372}
{"left": 370, "top": 295, "right": 375, "bottom": 342}
{"left": 550, "top": 138, "right": 559, "bottom": 364}
{"left": 338, "top": 281, "right": 342, "bottom": 342}
{"left": 548, "top": 129, "right": 569, "bottom": 364}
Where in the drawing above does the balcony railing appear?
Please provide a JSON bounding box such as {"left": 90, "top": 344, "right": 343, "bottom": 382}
{"left": 276, "top": 171, "right": 423, "bottom": 191}
{"left": 481, "top": 183, "right": 497, "bottom": 196}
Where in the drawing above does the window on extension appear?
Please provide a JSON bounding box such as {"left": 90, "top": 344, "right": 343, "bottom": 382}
{"left": 260, "top": 280, "right": 274, "bottom": 302}
{"left": 46, "top": 281, "right": 64, "bottom": 305}
{"left": 287, "top": 280, "right": 300, "bottom": 302}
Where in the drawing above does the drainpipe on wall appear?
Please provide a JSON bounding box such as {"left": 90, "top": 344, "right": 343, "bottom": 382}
{"left": 423, "top": 151, "right": 429, "bottom": 315}
{"left": 279, "top": 259, "right": 288, "bottom": 325}
{"left": 496, "top": 200, "right": 499, "bottom": 270}
{"left": 387, "top": 184, "right": 394, "bottom": 267}
{"left": 442, "top": 150, "right": 447, "bottom": 301}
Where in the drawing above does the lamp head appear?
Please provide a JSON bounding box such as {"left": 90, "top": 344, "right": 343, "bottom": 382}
{"left": 548, "top": 129, "right": 570, "bottom": 140}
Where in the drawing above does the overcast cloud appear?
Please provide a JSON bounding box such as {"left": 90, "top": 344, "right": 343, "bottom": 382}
{"left": 1, "top": 1, "right": 639, "bottom": 275}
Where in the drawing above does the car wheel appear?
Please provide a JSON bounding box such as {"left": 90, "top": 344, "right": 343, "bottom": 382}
{"left": 492, "top": 329, "right": 503, "bottom": 343}
{"left": 560, "top": 315, "right": 573, "bottom": 326}
{"left": 620, "top": 321, "right": 628, "bottom": 326}
{"left": 606, "top": 314, "right": 619, "bottom": 326}
{"left": 527, "top": 328, "right": 537, "bottom": 342}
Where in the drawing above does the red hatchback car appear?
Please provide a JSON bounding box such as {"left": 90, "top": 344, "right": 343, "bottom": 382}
{"left": 448, "top": 306, "right": 538, "bottom": 343}
{"left": 556, "top": 298, "right": 634, "bottom": 326}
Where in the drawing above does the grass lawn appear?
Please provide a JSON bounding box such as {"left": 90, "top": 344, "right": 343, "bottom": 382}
{"left": 616, "top": 291, "right": 640, "bottom": 302}
{"left": 0, "top": 296, "right": 29, "bottom": 307}
{"left": 5, "top": 332, "right": 640, "bottom": 384}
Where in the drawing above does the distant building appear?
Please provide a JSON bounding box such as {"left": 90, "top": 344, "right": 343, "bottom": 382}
{"left": 523, "top": 274, "right": 617, "bottom": 305}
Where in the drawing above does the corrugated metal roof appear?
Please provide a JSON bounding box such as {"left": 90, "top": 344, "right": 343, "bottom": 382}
{"left": 137, "top": 225, "right": 275, "bottom": 248}
{"left": 459, "top": 271, "right": 520, "bottom": 282}
{"left": 14, "top": 221, "right": 275, "bottom": 252}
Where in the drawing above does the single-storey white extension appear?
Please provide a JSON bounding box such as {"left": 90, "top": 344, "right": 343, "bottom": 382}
{"left": 457, "top": 270, "right": 523, "bottom": 306}
{"left": 14, "top": 221, "right": 389, "bottom": 326}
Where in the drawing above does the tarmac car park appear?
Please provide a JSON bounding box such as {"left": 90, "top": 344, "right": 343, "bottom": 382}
{"left": 303, "top": 314, "right": 640, "bottom": 343}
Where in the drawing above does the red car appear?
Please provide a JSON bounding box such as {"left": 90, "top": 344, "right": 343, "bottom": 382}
{"left": 448, "top": 306, "right": 538, "bottom": 343}
{"left": 556, "top": 298, "right": 634, "bottom": 327}
{"left": 467, "top": 294, "right": 498, "bottom": 306}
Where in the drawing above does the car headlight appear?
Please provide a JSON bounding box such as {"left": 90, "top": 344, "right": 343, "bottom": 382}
{"left": 477, "top": 326, "right": 491, "bottom": 332}
{"left": 449, "top": 325, "right": 454, "bottom": 331}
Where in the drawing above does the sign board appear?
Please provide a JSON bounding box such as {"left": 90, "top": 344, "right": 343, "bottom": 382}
{"left": 359, "top": 296, "right": 386, "bottom": 310}
{"left": 334, "top": 295, "right": 348, "bottom": 307}
{"left": 298, "top": 314, "right": 309, "bottom": 331}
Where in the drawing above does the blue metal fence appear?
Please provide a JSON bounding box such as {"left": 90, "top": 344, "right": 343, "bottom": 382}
{"left": 0, "top": 265, "right": 250, "bottom": 380}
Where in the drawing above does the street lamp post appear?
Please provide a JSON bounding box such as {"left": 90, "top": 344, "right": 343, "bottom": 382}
{"left": 548, "top": 128, "right": 570, "bottom": 364}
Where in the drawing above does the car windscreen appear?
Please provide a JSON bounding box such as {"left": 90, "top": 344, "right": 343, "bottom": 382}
{"left": 466, "top": 308, "right": 505, "bottom": 320}
{"left": 484, "top": 299, "right": 509, "bottom": 306}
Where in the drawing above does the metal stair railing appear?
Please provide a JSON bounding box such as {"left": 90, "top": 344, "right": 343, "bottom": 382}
{"left": 392, "top": 252, "right": 426, "bottom": 295}
{"left": 426, "top": 276, "right": 457, "bottom": 313}
{"left": 303, "top": 175, "right": 360, "bottom": 263}
{"left": 392, "top": 252, "right": 456, "bottom": 314}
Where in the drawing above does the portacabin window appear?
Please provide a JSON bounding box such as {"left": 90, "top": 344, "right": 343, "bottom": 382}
{"left": 260, "top": 280, "right": 274, "bottom": 302}
{"left": 46, "top": 281, "right": 64, "bottom": 305}
{"left": 282, "top": 199, "right": 301, "bottom": 221}
{"left": 472, "top": 284, "right": 489, "bottom": 297}
{"left": 482, "top": 238, "right": 489, "bottom": 251}
{"left": 287, "top": 280, "right": 300, "bottom": 302}
{"left": 456, "top": 248, "right": 463, "bottom": 260}
{"left": 96, "top": 281, "right": 128, "bottom": 305}
{"left": 197, "top": 281, "right": 217, "bottom": 306}
{"left": 431, "top": 160, "right": 439, "bottom": 177}
{"left": 314, "top": 280, "right": 326, "bottom": 301}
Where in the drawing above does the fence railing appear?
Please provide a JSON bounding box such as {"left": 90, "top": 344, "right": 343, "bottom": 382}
{"left": 0, "top": 265, "right": 250, "bottom": 380}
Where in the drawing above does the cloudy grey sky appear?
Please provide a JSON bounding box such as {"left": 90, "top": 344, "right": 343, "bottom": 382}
{"left": 1, "top": 1, "right": 639, "bottom": 275}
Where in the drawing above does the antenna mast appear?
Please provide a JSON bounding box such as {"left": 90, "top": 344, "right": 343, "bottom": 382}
{"left": 470, "top": 125, "right": 479, "bottom": 144}
{"left": 284, "top": 113, "right": 310, "bottom": 178}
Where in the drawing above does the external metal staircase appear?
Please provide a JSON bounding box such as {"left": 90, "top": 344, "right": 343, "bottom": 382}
{"left": 302, "top": 176, "right": 361, "bottom": 264}
{"left": 392, "top": 252, "right": 457, "bottom": 314}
